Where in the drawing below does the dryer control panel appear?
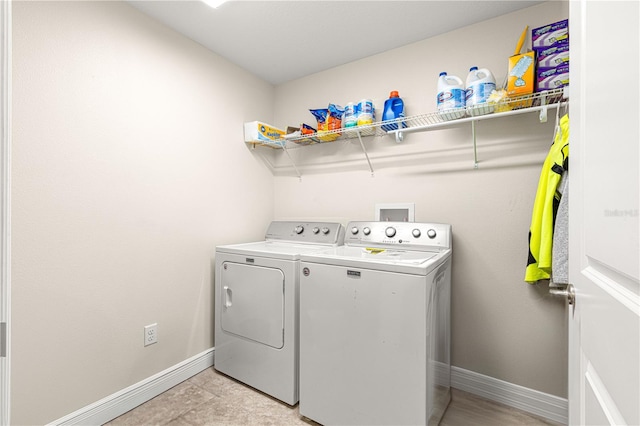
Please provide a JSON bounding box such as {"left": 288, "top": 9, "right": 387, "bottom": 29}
{"left": 345, "top": 221, "right": 451, "bottom": 251}
{"left": 265, "top": 221, "right": 345, "bottom": 245}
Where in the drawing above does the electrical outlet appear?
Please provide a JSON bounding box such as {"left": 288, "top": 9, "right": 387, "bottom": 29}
{"left": 144, "top": 323, "right": 158, "bottom": 346}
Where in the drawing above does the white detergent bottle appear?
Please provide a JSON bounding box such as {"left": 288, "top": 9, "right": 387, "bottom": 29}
{"left": 437, "top": 72, "right": 466, "bottom": 120}
{"left": 465, "top": 66, "right": 496, "bottom": 116}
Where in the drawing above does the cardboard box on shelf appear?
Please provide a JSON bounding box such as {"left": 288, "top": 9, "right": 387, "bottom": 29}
{"left": 536, "top": 64, "right": 570, "bottom": 91}
{"left": 507, "top": 51, "right": 535, "bottom": 97}
{"left": 243, "top": 121, "right": 285, "bottom": 146}
{"left": 506, "top": 25, "right": 535, "bottom": 100}
{"left": 536, "top": 44, "right": 570, "bottom": 68}
{"left": 532, "top": 19, "right": 569, "bottom": 50}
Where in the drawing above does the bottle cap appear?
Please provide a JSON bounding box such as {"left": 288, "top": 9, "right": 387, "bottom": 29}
{"left": 439, "top": 72, "right": 447, "bottom": 76}
{"left": 389, "top": 91, "right": 399, "bottom": 98}
{"left": 469, "top": 66, "right": 478, "bottom": 71}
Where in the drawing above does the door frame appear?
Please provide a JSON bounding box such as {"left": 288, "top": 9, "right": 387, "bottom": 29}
{"left": 0, "top": 1, "right": 11, "bottom": 424}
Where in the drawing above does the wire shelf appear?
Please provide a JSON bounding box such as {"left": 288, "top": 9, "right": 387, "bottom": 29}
{"left": 388, "top": 87, "right": 565, "bottom": 135}
{"left": 247, "top": 88, "right": 567, "bottom": 149}
{"left": 246, "top": 87, "right": 568, "bottom": 177}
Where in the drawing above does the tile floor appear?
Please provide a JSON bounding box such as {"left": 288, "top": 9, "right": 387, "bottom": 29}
{"left": 105, "top": 367, "right": 563, "bottom": 426}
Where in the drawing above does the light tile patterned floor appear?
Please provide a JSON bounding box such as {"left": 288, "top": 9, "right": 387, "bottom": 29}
{"left": 105, "top": 367, "right": 563, "bottom": 426}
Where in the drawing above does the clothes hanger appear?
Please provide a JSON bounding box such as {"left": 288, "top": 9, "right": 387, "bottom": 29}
{"left": 562, "top": 100, "right": 569, "bottom": 118}
{"left": 552, "top": 99, "right": 562, "bottom": 142}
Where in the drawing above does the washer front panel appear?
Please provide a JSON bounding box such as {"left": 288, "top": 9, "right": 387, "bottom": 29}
{"left": 299, "top": 262, "right": 435, "bottom": 425}
{"left": 298, "top": 221, "right": 453, "bottom": 425}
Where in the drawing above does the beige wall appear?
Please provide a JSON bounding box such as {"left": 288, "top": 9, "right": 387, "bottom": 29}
{"left": 11, "top": 2, "right": 274, "bottom": 424}
{"left": 11, "top": 1, "right": 570, "bottom": 424}
{"left": 272, "top": 1, "right": 569, "bottom": 398}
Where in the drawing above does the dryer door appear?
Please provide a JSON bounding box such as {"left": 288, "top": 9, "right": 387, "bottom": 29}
{"left": 220, "top": 262, "right": 285, "bottom": 349}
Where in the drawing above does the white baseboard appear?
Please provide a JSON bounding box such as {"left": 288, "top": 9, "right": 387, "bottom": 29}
{"left": 48, "top": 352, "right": 567, "bottom": 426}
{"left": 451, "top": 366, "right": 568, "bottom": 424}
{"left": 48, "top": 348, "right": 215, "bottom": 426}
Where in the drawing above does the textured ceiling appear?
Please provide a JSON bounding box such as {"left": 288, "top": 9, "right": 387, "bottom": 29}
{"left": 128, "top": 0, "right": 544, "bottom": 85}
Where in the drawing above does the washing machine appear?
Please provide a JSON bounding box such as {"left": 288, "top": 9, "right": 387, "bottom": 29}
{"left": 214, "top": 221, "right": 345, "bottom": 405}
{"left": 299, "top": 221, "right": 452, "bottom": 425}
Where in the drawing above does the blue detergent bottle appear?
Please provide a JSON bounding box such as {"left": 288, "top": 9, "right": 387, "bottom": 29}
{"left": 381, "top": 91, "right": 407, "bottom": 131}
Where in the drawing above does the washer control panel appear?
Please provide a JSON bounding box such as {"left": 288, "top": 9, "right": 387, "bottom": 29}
{"left": 345, "top": 221, "right": 451, "bottom": 250}
{"left": 265, "top": 221, "right": 345, "bottom": 245}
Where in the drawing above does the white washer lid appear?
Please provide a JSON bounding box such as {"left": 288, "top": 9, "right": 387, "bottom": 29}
{"left": 300, "top": 245, "right": 451, "bottom": 275}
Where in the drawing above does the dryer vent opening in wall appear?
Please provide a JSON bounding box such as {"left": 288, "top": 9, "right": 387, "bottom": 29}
{"left": 376, "top": 203, "right": 415, "bottom": 222}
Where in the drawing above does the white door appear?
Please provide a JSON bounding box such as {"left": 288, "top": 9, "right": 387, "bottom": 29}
{"left": 568, "top": 1, "right": 640, "bottom": 425}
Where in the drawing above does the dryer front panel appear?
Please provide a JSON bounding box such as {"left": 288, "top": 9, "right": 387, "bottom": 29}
{"left": 220, "top": 262, "right": 284, "bottom": 349}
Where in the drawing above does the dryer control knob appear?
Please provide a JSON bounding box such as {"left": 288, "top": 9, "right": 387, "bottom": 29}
{"left": 363, "top": 227, "right": 371, "bottom": 235}
{"left": 322, "top": 227, "right": 330, "bottom": 235}
{"left": 412, "top": 229, "right": 421, "bottom": 238}
{"left": 294, "top": 225, "right": 304, "bottom": 234}
{"left": 427, "top": 229, "right": 437, "bottom": 239}
{"left": 351, "top": 227, "right": 359, "bottom": 235}
{"left": 385, "top": 227, "right": 396, "bottom": 238}
{"left": 312, "top": 227, "right": 320, "bottom": 234}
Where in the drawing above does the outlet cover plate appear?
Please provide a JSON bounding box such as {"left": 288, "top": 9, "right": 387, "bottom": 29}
{"left": 144, "top": 323, "right": 158, "bottom": 346}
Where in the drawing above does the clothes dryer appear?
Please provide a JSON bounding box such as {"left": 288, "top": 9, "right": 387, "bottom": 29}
{"left": 215, "top": 221, "right": 345, "bottom": 405}
{"left": 299, "top": 221, "right": 452, "bottom": 425}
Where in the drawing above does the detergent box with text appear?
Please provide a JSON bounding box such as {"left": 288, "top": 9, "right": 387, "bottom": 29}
{"left": 532, "top": 19, "right": 569, "bottom": 51}
{"left": 536, "top": 64, "right": 570, "bottom": 91}
{"left": 507, "top": 51, "right": 536, "bottom": 97}
{"left": 243, "top": 121, "right": 285, "bottom": 147}
{"left": 536, "top": 44, "right": 570, "bottom": 68}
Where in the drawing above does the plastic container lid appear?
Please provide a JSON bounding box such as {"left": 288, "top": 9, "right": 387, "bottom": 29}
{"left": 389, "top": 91, "right": 399, "bottom": 98}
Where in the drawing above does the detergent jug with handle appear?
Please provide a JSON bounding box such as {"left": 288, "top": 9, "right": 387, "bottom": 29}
{"left": 437, "top": 72, "right": 465, "bottom": 120}
{"left": 465, "top": 66, "right": 496, "bottom": 116}
{"left": 381, "top": 91, "right": 407, "bottom": 132}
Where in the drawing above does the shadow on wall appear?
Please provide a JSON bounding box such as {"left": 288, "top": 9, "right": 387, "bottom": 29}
{"left": 249, "top": 116, "right": 555, "bottom": 177}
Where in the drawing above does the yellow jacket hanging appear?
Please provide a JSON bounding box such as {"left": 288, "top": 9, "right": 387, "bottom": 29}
{"left": 525, "top": 114, "right": 569, "bottom": 283}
